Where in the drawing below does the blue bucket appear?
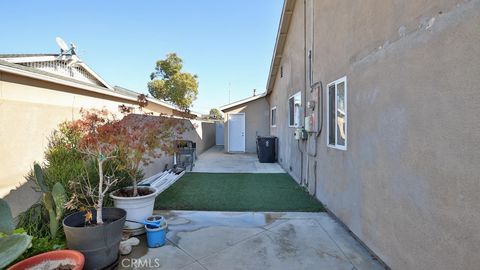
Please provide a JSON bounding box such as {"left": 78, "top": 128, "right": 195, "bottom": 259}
{"left": 145, "top": 215, "right": 167, "bottom": 248}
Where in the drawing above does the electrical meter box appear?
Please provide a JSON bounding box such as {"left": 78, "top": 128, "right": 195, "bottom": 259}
{"left": 294, "top": 128, "right": 308, "bottom": 140}
{"left": 304, "top": 115, "right": 316, "bottom": 132}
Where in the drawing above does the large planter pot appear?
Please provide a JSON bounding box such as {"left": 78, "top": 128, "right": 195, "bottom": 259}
{"left": 63, "top": 208, "right": 126, "bottom": 270}
{"left": 8, "top": 250, "right": 84, "bottom": 270}
{"left": 110, "top": 186, "right": 158, "bottom": 236}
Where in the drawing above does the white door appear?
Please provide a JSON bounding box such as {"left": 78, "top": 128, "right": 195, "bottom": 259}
{"left": 228, "top": 113, "right": 245, "bottom": 152}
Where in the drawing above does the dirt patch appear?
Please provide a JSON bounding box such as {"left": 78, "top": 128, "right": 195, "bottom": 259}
{"left": 53, "top": 264, "right": 75, "bottom": 270}
{"left": 114, "top": 187, "right": 154, "bottom": 197}
{"left": 26, "top": 259, "right": 75, "bottom": 270}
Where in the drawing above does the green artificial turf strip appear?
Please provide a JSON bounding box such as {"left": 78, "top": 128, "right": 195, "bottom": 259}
{"left": 155, "top": 173, "right": 324, "bottom": 212}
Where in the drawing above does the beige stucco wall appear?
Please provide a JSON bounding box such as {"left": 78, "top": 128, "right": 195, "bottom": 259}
{"left": 268, "top": 0, "right": 480, "bottom": 269}
{"left": 0, "top": 71, "right": 208, "bottom": 216}
{"left": 223, "top": 97, "right": 270, "bottom": 153}
{"left": 143, "top": 119, "right": 216, "bottom": 176}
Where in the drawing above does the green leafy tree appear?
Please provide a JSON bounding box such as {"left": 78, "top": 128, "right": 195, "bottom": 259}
{"left": 209, "top": 108, "right": 223, "bottom": 120}
{"left": 148, "top": 53, "right": 199, "bottom": 111}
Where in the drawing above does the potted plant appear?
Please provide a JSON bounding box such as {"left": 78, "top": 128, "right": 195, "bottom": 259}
{"left": 110, "top": 114, "right": 182, "bottom": 235}
{"left": 62, "top": 109, "right": 126, "bottom": 269}
{"left": 0, "top": 199, "right": 33, "bottom": 269}
{"left": 1, "top": 199, "right": 84, "bottom": 270}
{"left": 8, "top": 250, "right": 85, "bottom": 270}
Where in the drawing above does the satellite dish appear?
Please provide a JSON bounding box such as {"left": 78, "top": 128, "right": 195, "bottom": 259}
{"left": 55, "top": 37, "right": 69, "bottom": 51}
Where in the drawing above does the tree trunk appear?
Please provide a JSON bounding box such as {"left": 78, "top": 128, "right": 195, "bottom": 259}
{"left": 132, "top": 177, "right": 138, "bottom": 197}
{"left": 96, "top": 158, "right": 104, "bottom": 224}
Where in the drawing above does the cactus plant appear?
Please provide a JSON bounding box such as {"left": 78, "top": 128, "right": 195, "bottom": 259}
{"left": 33, "top": 163, "right": 67, "bottom": 238}
{"left": 0, "top": 199, "right": 33, "bottom": 269}
{"left": 0, "top": 199, "right": 14, "bottom": 234}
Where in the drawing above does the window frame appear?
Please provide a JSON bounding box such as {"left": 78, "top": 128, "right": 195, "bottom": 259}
{"left": 271, "top": 106, "right": 277, "bottom": 127}
{"left": 288, "top": 92, "right": 302, "bottom": 128}
{"left": 326, "top": 76, "right": 347, "bottom": 150}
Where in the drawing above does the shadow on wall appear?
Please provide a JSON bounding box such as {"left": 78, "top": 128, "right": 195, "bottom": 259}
{"left": 2, "top": 116, "right": 215, "bottom": 217}
{"left": 142, "top": 118, "right": 216, "bottom": 177}
{"left": 2, "top": 179, "right": 41, "bottom": 218}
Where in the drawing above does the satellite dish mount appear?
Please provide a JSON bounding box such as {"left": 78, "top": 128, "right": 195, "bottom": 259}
{"left": 55, "top": 37, "right": 81, "bottom": 67}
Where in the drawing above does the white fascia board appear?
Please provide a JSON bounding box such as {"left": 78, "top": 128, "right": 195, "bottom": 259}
{"left": 78, "top": 62, "right": 114, "bottom": 90}
{"left": 0, "top": 64, "right": 138, "bottom": 103}
{"left": 4, "top": 56, "right": 58, "bottom": 63}
{"left": 4, "top": 55, "right": 114, "bottom": 90}
{"left": 145, "top": 97, "right": 177, "bottom": 110}
{"left": 219, "top": 93, "right": 266, "bottom": 112}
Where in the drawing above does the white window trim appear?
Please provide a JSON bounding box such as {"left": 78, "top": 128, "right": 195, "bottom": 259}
{"left": 288, "top": 92, "right": 302, "bottom": 127}
{"left": 271, "top": 106, "right": 277, "bottom": 127}
{"left": 326, "top": 76, "right": 347, "bottom": 151}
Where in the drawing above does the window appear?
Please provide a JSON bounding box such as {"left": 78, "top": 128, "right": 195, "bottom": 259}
{"left": 327, "top": 77, "right": 347, "bottom": 150}
{"left": 271, "top": 106, "right": 277, "bottom": 127}
{"left": 280, "top": 66, "right": 283, "bottom": 78}
{"left": 288, "top": 92, "right": 302, "bottom": 127}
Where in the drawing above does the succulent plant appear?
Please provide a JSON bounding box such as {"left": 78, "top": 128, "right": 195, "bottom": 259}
{"left": 0, "top": 199, "right": 33, "bottom": 269}
{"left": 34, "top": 163, "right": 67, "bottom": 238}
{"left": 0, "top": 198, "right": 14, "bottom": 234}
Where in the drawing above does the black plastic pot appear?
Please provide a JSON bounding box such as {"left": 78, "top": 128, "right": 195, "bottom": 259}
{"left": 63, "top": 208, "right": 126, "bottom": 270}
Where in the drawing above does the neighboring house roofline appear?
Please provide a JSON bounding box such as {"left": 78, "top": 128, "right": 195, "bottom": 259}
{"left": 113, "top": 85, "right": 177, "bottom": 110}
{"left": 219, "top": 92, "right": 266, "bottom": 112}
{"left": 0, "top": 60, "right": 154, "bottom": 109}
{"left": 0, "top": 55, "right": 201, "bottom": 117}
{"left": 265, "top": 0, "right": 296, "bottom": 95}
{"left": 113, "top": 86, "right": 202, "bottom": 117}
{"left": 0, "top": 59, "right": 134, "bottom": 100}
{"left": 0, "top": 54, "right": 58, "bottom": 58}
{"left": 0, "top": 54, "right": 114, "bottom": 90}
{"left": 77, "top": 62, "right": 113, "bottom": 90}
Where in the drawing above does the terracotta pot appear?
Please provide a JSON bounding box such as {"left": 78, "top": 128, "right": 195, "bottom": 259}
{"left": 8, "top": 249, "right": 84, "bottom": 270}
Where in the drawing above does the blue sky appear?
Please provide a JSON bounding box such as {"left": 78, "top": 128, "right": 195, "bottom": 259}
{"left": 0, "top": 1, "right": 283, "bottom": 113}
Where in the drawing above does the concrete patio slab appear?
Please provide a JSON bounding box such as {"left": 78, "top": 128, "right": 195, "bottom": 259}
{"left": 192, "top": 146, "right": 284, "bottom": 173}
{"left": 171, "top": 225, "right": 265, "bottom": 259}
{"left": 199, "top": 231, "right": 354, "bottom": 270}
{"left": 315, "top": 215, "right": 385, "bottom": 270}
{"left": 119, "top": 240, "right": 195, "bottom": 270}
{"left": 267, "top": 219, "right": 348, "bottom": 261}
{"left": 120, "top": 211, "right": 384, "bottom": 270}
{"left": 179, "top": 262, "right": 207, "bottom": 270}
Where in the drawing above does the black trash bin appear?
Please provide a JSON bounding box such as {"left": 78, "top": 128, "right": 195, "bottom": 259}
{"left": 256, "top": 136, "right": 277, "bottom": 163}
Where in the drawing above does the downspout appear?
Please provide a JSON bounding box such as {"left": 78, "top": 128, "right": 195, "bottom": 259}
{"left": 306, "top": 1, "right": 323, "bottom": 197}
{"left": 300, "top": 0, "right": 307, "bottom": 186}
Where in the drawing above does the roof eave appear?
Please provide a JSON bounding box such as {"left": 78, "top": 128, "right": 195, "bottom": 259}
{"left": 265, "top": 0, "right": 296, "bottom": 95}
{"left": 0, "top": 62, "right": 138, "bottom": 104}
{"left": 1, "top": 54, "right": 114, "bottom": 90}
{"left": 219, "top": 93, "right": 266, "bottom": 112}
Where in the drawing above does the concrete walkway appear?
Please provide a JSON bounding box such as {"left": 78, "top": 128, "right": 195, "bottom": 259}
{"left": 192, "top": 146, "right": 284, "bottom": 173}
{"left": 120, "top": 211, "right": 384, "bottom": 270}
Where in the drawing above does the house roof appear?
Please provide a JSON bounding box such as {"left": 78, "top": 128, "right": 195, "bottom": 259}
{"left": 113, "top": 85, "right": 178, "bottom": 110}
{"left": 0, "top": 54, "right": 58, "bottom": 58}
{"left": 0, "top": 58, "right": 114, "bottom": 92}
{"left": 0, "top": 56, "right": 191, "bottom": 115}
{"left": 219, "top": 92, "right": 266, "bottom": 112}
{"left": 0, "top": 53, "right": 113, "bottom": 89}
{"left": 265, "top": 0, "right": 296, "bottom": 94}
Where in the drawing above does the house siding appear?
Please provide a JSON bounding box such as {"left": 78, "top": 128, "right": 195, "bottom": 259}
{"left": 268, "top": 0, "right": 480, "bottom": 269}
{"left": 223, "top": 97, "right": 270, "bottom": 153}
